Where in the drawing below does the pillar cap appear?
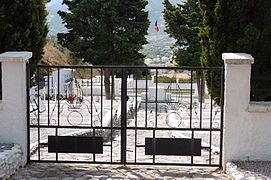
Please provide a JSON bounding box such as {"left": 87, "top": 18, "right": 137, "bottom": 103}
{"left": 0, "top": 51, "right": 32, "bottom": 63}
{"left": 222, "top": 53, "right": 254, "bottom": 65}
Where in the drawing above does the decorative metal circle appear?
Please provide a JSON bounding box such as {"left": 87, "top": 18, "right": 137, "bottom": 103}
{"left": 67, "top": 111, "right": 83, "bottom": 126}
{"left": 165, "top": 111, "right": 183, "bottom": 127}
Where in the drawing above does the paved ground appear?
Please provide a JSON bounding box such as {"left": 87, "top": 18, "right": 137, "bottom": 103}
{"left": 11, "top": 163, "right": 229, "bottom": 179}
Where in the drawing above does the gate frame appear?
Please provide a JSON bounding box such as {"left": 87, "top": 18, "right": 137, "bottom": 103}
{"left": 27, "top": 64, "right": 224, "bottom": 168}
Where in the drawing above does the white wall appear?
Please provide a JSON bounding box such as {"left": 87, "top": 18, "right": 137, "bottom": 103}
{"left": 0, "top": 52, "right": 32, "bottom": 166}
{"left": 223, "top": 53, "right": 271, "bottom": 166}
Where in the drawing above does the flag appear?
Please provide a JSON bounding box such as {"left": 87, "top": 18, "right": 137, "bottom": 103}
{"left": 155, "top": 19, "right": 159, "bottom": 32}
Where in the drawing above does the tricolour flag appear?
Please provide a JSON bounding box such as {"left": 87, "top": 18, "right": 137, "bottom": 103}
{"left": 155, "top": 19, "right": 159, "bottom": 32}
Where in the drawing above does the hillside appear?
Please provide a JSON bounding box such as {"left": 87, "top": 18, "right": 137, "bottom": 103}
{"left": 41, "top": 40, "right": 98, "bottom": 79}
{"left": 42, "top": 40, "right": 71, "bottom": 65}
{"left": 144, "top": 0, "right": 181, "bottom": 58}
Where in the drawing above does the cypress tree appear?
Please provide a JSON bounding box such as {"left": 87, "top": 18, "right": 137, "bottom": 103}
{"left": 58, "top": 0, "right": 149, "bottom": 99}
{"left": 200, "top": 0, "right": 271, "bottom": 102}
{"left": 164, "top": 0, "right": 202, "bottom": 67}
{"left": 163, "top": 0, "right": 206, "bottom": 102}
{"left": 199, "top": 0, "right": 221, "bottom": 104}
{"left": 0, "top": 0, "right": 48, "bottom": 66}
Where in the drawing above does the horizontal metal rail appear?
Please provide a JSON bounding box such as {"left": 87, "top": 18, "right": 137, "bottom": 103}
{"left": 29, "top": 125, "right": 221, "bottom": 131}
{"left": 29, "top": 160, "right": 220, "bottom": 167}
{"left": 33, "top": 64, "right": 223, "bottom": 70}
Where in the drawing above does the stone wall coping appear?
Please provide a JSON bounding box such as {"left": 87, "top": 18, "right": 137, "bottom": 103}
{"left": 222, "top": 53, "right": 254, "bottom": 65}
{"left": 0, "top": 51, "right": 32, "bottom": 63}
{"left": 247, "top": 101, "right": 271, "bottom": 112}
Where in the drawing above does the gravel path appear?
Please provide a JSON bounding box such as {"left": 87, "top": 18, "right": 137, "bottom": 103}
{"left": 234, "top": 161, "right": 271, "bottom": 179}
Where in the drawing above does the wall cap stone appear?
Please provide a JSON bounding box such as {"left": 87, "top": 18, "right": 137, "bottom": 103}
{"left": 222, "top": 53, "right": 254, "bottom": 65}
{"left": 247, "top": 101, "right": 271, "bottom": 112}
{"left": 0, "top": 51, "right": 32, "bottom": 63}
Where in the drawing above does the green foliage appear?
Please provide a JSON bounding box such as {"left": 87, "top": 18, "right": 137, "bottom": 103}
{"left": 200, "top": 0, "right": 271, "bottom": 101}
{"left": 58, "top": 0, "right": 150, "bottom": 66}
{"left": 0, "top": 0, "right": 48, "bottom": 66}
{"left": 163, "top": 0, "right": 202, "bottom": 67}
{"left": 154, "top": 76, "right": 194, "bottom": 83}
{"left": 155, "top": 76, "right": 174, "bottom": 83}
{"left": 199, "top": 0, "right": 222, "bottom": 104}
{"left": 137, "top": 75, "right": 152, "bottom": 80}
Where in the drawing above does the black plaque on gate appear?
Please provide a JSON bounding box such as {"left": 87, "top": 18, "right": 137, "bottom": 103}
{"left": 145, "top": 138, "right": 201, "bottom": 156}
{"left": 48, "top": 136, "right": 103, "bottom": 153}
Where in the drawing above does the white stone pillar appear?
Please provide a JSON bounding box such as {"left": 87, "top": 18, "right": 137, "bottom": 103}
{"left": 0, "top": 51, "right": 32, "bottom": 166}
{"left": 222, "top": 53, "right": 254, "bottom": 166}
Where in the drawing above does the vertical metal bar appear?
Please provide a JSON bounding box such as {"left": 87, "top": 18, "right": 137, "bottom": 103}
{"left": 190, "top": 70, "right": 194, "bottom": 165}
{"left": 37, "top": 67, "right": 41, "bottom": 161}
{"left": 145, "top": 68, "right": 148, "bottom": 128}
{"left": 47, "top": 68, "right": 50, "bottom": 126}
{"left": 121, "top": 68, "right": 127, "bottom": 165}
{"left": 101, "top": 68, "right": 103, "bottom": 127}
{"left": 190, "top": 70, "right": 193, "bottom": 128}
{"left": 219, "top": 67, "right": 225, "bottom": 168}
{"left": 110, "top": 68, "right": 113, "bottom": 163}
{"left": 57, "top": 68, "right": 60, "bottom": 124}
{"left": 209, "top": 71, "right": 213, "bottom": 165}
{"left": 155, "top": 68, "right": 158, "bottom": 128}
{"left": 200, "top": 71, "right": 203, "bottom": 128}
{"left": 152, "top": 69, "right": 159, "bottom": 164}
{"left": 56, "top": 68, "right": 60, "bottom": 161}
{"left": 93, "top": 128, "right": 96, "bottom": 162}
{"left": 91, "top": 68, "right": 93, "bottom": 127}
{"left": 191, "top": 130, "right": 194, "bottom": 165}
{"left": 134, "top": 75, "right": 138, "bottom": 163}
{"left": 26, "top": 63, "right": 30, "bottom": 163}
{"left": 152, "top": 130, "right": 156, "bottom": 164}
{"left": 92, "top": 68, "right": 95, "bottom": 162}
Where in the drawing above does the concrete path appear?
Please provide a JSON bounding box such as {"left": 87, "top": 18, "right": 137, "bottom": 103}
{"left": 11, "top": 163, "right": 229, "bottom": 179}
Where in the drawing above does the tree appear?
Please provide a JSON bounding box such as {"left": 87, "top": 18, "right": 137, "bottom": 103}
{"left": 199, "top": 0, "right": 222, "bottom": 104}
{"left": 58, "top": 0, "right": 149, "bottom": 99}
{"left": 163, "top": 0, "right": 205, "bottom": 102}
{"left": 200, "top": 0, "right": 271, "bottom": 101}
{"left": 0, "top": 0, "right": 48, "bottom": 66}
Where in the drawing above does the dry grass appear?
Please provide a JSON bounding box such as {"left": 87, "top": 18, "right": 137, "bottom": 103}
{"left": 41, "top": 39, "right": 71, "bottom": 66}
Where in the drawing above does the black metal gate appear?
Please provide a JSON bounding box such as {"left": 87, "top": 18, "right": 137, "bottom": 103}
{"left": 27, "top": 65, "right": 224, "bottom": 167}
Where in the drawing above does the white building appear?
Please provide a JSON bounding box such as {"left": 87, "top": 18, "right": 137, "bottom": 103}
{"left": 43, "top": 69, "right": 73, "bottom": 97}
